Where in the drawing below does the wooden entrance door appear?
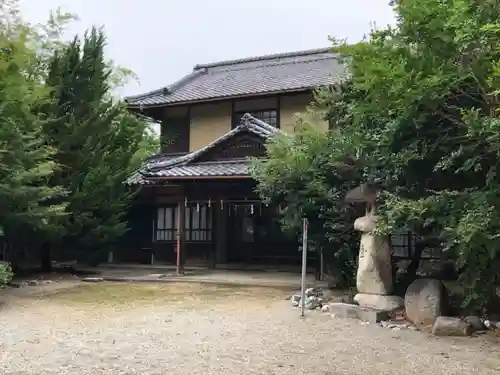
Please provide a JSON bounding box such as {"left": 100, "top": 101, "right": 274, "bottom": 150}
{"left": 226, "top": 203, "right": 256, "bottom": 263}
{"left": 225, "top": 203, "right": 299, "bottom": 265}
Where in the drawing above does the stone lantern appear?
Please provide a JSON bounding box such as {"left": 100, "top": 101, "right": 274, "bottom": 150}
{"left": 345, "top": 184, "right": 404, "bottom": 311}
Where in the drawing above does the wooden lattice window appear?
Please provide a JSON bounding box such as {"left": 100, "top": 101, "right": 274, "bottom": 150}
{"left": 155, "top": 206, "right": 176, "bottom": 241}
{"left": 154, "top": 205, "right": 212, "bottom": 242}
{"left": 185, "top": 205, "right": 212, "bottom": 241}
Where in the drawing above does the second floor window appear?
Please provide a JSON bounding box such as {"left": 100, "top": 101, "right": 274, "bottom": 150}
{"left": 249, "top": 110, "right": 278, "bottom": 127}
{"left": 233, "top": 109, "right": 279, "bottom": 128}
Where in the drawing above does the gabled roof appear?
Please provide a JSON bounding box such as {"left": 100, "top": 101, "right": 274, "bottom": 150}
{"left": 125, "top": 114, "right": 280, "bottom": 184}
{"left": 125, "top": 47, "right": 345, "bottom": 107}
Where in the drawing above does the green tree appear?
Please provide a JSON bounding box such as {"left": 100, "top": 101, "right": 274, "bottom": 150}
{"left": 251, "top": 113, "right": 361, "bottom": 286}
{"left": 331, "top": 0, "right": 500, "bottom": 311}
{"left": 130, "top": 120, "right": 160, "bottom": 170}
{"left": 42, "top": 27, "right": 147, "bottom": 265}
{"left": 0, "top": 1, "right": 66, "bottom": 265}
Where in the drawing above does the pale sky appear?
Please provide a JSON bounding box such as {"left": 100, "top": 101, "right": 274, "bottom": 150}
{"left": 19, "top": 0, "right": 396, "bottom": 98}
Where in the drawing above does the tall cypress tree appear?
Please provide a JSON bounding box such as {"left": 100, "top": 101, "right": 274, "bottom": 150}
{"left": 43, "top": 27, "right": 146, "bottom": 264}
{"left": 0, "top": 27, "right": 66, "bottom": 264}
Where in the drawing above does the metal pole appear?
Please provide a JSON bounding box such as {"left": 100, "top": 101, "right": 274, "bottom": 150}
{"left": 300, "top": 217, "right": 308, "bottom": 318}
{"left": 176, "top": 203, "right": 181, "bottom": 275}
{"left": 320, "top": 249, "right": 324, "bottom": 281}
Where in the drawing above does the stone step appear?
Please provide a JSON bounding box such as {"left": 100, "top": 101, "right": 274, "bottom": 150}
{"left": 328, "top": 302, "right": 390, "bottom": 323}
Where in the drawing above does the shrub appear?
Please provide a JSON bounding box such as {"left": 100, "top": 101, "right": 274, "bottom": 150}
{"left": 0, "top": 261, "right": 13, "bottom": 287}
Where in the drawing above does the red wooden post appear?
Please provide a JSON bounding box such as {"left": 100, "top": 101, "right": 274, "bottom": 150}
{"left": 176, "top": 200, "right": 186, "bottom": 275}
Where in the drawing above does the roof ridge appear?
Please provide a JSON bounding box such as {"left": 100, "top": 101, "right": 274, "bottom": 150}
{"left": 206, "top": 54, "right": 336, "bottom": 74}
{"left": 193, "top": 47, "right": 333, "bottom": 71}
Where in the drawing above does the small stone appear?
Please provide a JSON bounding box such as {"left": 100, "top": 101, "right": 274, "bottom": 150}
{"left": 432, "top": 316, "right": 473, "bottom": 337}
{"left": 408, "top": 326, "right": 418, "bottom": 331}
{"left": 305, "top": 288, "right": 317, "bottom": 297}
{"left": 320, "top": 289, "right": 337, "bottom": 302}
{"left": 28, "top": 280, "right": 38, "bottom": 286}
{"left": 42, "top": 280, "right": 53, "bottom": 284}
{"left": 82, "top": 277, "right": 104, "bottom": 283}
{"left": 321, "top": 305, "right": 330, "bottom": 313}
{"left": 291, "top": 294, "right": 301, "bottom": 307}
{"left": 464, "top": 316, "right": 485, "bottom": 331}
{"left": 494, "top": 321, "right": 500, "bottom": 329}
{"left": 305, "top": 296, "right": 321, "bottom": 310}
{"left": 392, "top": 326, "right": 401, "bottom": 331}
{"left": 8, "top": 282, "right": 24, "bottom": 288}
{"left": 484, "top": 320, "right": 493, "bottom": 329}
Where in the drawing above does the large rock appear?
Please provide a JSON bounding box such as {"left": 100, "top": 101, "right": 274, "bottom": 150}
{"left": 405, "top": 278, "right": 448, "bottom": 325}
{"left": 432, "top": 316, "right": 473, "bottom": 336}
{"left": 354, "top": 293, "right": 404, "bottom": 311}
{"left": 354, "top": 215, "right": 393, "bottom": 295}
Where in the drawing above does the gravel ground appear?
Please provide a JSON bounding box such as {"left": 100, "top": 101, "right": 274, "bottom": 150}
{"left": 1, "top": 282, "right": 500, "bottom": 375}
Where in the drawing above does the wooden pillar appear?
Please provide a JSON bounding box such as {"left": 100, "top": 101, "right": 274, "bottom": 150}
{"left": 176, "top": 200, "right": 186, "bottom": 275}
{"left": 214, "top": 199, "right": 228, "bottom": 267}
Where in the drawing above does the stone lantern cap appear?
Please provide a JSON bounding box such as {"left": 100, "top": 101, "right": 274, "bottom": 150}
{"left": 345, "top": 183, "right": 379, "bottom": 204}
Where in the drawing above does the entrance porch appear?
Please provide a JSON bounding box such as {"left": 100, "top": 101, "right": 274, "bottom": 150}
{"left": 121, "top": 114, "right": 318, "bottom": 275}
{"left": 117, "top": 179, "right": 317, "bottom": 273}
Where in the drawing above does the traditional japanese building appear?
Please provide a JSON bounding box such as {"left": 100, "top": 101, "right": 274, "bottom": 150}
{"left": 119, "top": 48, "right": 346, "bottom": 273}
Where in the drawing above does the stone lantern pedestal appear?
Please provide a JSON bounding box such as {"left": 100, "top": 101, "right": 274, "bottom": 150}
{"left": 345, "top": 184, "right": 404, "bottom": 311}
{"left": 352, "top": 214, "right": 404, "bottom": 311}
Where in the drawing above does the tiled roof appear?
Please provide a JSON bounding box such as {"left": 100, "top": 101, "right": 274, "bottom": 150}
{"left": 125, "top": 113, "right": 280, "bottom": 184}
{"left": 125, "top": 161, "right": 250, "bottom": 185}
{"left": 125, "top": 48, "right": 345, "bottom": 107}
{"left": 125, "top": 169, "right": 153, "bottom": 185}
{"left": 125, "top": 153, "right": 185, "bottom": 185}
{"left": 152, "top": 160, "right": 250, "bottom": 178}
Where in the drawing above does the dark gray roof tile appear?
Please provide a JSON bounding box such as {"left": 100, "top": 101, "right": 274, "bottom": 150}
{"left": 125, "top": 48, "right": 345, "bottom": 107}
{"left": 152, "top": 160, "right": 249, "bottom": 178}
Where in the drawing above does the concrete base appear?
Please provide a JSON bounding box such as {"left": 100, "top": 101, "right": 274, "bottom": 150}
{"left": 329, "top": 302, "right": 390, "bottom": 323}
{"left": 354, "top": 293, "right": 404, "bottom": 311}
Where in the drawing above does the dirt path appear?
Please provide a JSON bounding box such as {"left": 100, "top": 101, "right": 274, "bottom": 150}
{"left": 0, "top": 282, "right": 499, "bottom": 375}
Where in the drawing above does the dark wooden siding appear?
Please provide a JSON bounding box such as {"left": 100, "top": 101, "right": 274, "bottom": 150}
{"left": 161, "top": 115, "right": 190, "bottom": 154}
{"left": 196, "top": 133, "right": 266, "bottom": 162}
